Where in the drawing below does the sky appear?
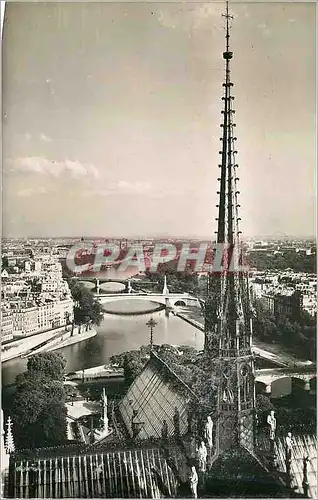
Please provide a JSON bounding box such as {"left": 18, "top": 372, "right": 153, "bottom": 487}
{"left": 2, "top": 1, "right": 316, "bottom": 239}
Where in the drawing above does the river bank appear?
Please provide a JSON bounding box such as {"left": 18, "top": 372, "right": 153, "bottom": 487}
{"left": 177, "top": 305, "right": 313, "bottom": 368}
{"left": 1, "top": 327, "right": 70, "bottom": 362}
{"left": 1, "top": 324, "right": 97, "bottom": 363}
{"left": 22, "top": 326, "right": 97, "bottom": 358}
{"left": 1, "top": 303, "right": 204, "bottom": 386}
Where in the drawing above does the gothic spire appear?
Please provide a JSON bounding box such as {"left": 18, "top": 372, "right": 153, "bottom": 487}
{"left": 205, "top": 1, "right": 256, "bottom": 457}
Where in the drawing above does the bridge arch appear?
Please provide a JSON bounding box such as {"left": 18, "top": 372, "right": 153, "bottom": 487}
{"left": 173, "top": 300, "right": 187, "bottom": 307}
{"left": 270, "top": 376, "right": 311, "bottom": 399}
{"left": 255, "top": 370, "right": 316, "bottom": 399}
{"left": 77, "top": 277, "right": 128, "bottom": 285}
{"left": 97, "top": 293, "right": 197, "bottom": 308}
{"left": 98, "top": 294, "right": 167, "bottom": 306}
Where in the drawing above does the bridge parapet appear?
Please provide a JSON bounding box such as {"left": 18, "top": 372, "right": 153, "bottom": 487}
{"left": 97, "top": 292, "right": 200, "bottom": 307}
{"left": 255, "top": 368, "right": 316, "bottom": 395}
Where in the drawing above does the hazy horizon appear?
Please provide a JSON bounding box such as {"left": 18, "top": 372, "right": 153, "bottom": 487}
{"left": 2, "top": 2, "right": 316, "bottom": 239}
{"left": 2, "top": 233, "right": 316, "bottom": 242}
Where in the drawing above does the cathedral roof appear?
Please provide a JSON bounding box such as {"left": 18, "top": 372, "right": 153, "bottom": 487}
{"left": 205, "top": 445, "right": 291, "bottom": 498}
{"left": 118, "top": 351, "right": 200, "bottom": 441}
{"left": 11, "top": 446, "right": 180, "bottom": 498}
{"left": 274, "top": 434, "right": 317, "bottom": 499}
{"left": 147, "top": 351, "right": 201, "bottom": 401}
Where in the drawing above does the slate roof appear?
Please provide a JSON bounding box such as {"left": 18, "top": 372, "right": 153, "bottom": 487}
{"left": 11, "top": 446, "right": 180, "bottom": 498}
{"left": 8, "top": 352, "right": 317, "bottom": 499}
{"left": 119, "top": 352, "right": 200, "bottom": 440}
{"left": 274, "top": 434, "right": 317, "bottom": 499}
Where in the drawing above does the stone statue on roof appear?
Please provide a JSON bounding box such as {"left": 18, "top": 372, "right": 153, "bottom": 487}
{"left": 285, "top": 432, "right": 293, "bottom": 478}
{"left": 302, "top": 456, "right": 310, "bottom": 498}
{"left": 197, "top": 441, "right": 208, "bottom": 472}
{"left": 285, "top": 432, "right": 293, "bottom": 459}
{"left": 267, "top": 410, "right": 276, "bottom": 441}
{"left": 161, "top": 420, "right": 168, "bottom": 440}
{"left": 189, "top": 465, "right": 198, "bottom": 499}
{"left": 131, "top": 410, "right": 144, "bottom": 440}
{"left": 204, "top": 416, "right": 213, "bottom": 448}
{"left": 173, "top": 408, "right": 180, "bottom": 436}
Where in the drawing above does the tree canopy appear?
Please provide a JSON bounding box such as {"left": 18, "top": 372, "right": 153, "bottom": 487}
{"left": 247, "top": 250, "right": 316, "bottom": 274}
{"left": 253, "top": 299, "right": 316, "bottom": 361}
{"left": 144, "top": 269, "right": 199, "bottom": 295}
{"left": 12, "top": 353, "right": 68, "bottom": 449}
{"left": 27, "top": 352, "right": 66, "bottom": 380}
{"left": 68, "top": 279, "right": 104, "bottom": 325}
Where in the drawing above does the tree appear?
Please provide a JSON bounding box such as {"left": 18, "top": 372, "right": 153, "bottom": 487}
{"left": 27, "top": 352, "right": 66, "bottom": 380}
{"left": 36, "top": 404, "right": 68, "bottom": 446}
{"left": 123, "top": 354, "right": 135, "bottom": 387}
{"left": 144, "top": 269, "right": 199, "bottom": 295}
{"left": 12, "top": 353, "right": 68, "bottom": 449}
{"left": 111, "top": 349, "right": 150, "bottom": 386}
{"left": 68, "top": 279, "right": 103, "bottom": 326}
{"left": 30, "top": 278, "right": 42, "bottom": 294}
{"left": 253, "top": 299, "right": 316, "bottom": 361}
{"left": 247, "top": 251, "right": 316, "bottom": 274}
{"left": 256, "top": 395, "right": 274, "bottom": 413}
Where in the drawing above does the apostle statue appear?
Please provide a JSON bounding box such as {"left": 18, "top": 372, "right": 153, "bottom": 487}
{"left": 285, "top": 432, "right": 293, "bottom": 478}
{"left": 102, "top": 388, "right": 109, "bottom": 434}
{"left": 204, "top": 416, "right": 213, "bottom": 449}
{"left": 94, "top": 463, "right": 103, "bottom": 482}
{"left": 302, "top": 456, "right": 310, "bottom": 498}
{"left": 285, "top": 432, "right": 293, "bottom": 461}
{"left": 189, "top": 465, "right": 198, "bottom": 499}
{"left": 187, "top": 411, "right": 193, "bottom": 434}
{"left": 173, "top": 408, "right": 180, "bottom": 437}
{"left": 131, "top": 410, "right": 144, "bottom": 440}
{"left": 161, "top": 420, "right": 168, "bottom": 440}
{"left": 267, "top": 410, "right": 276, "bottom": 441}
{"left": 197, "top": 441, "right": 208, "bottom": 473}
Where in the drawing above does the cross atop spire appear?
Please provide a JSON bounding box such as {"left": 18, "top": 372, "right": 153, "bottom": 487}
{"left": 222, "top": 1, "right": 233, "bottom": 54}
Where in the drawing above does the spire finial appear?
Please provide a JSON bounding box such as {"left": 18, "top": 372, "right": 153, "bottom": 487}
{"left": 222, "top": 1, "right": 233, "bottom": 52}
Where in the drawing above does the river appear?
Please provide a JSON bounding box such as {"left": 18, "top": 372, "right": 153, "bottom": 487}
{"left": 1, "top": 300, "right": 204, "bottom": 386}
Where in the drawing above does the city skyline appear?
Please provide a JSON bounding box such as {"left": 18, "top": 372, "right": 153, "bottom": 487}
{"left": 2, "top": 1, "right": 316, "bottom": 239}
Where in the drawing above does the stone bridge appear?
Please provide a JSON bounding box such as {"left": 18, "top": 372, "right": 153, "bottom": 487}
{"left": 255, "top": 367, "right": 316, "bottom": 397}
{"left": 75, "top": 276, "right": 128, "bottom": 285}
{"left": 97, "top": 292, "right": 200, "bottom": 308}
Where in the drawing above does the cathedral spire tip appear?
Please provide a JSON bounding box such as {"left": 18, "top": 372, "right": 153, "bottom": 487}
{"left": 222, "top": 1, "right": 234, "bottom": 58}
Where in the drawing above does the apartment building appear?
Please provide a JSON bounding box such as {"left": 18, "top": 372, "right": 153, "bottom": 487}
{"left": 261, "top": 290, "right": 303, "bottom": 320}
{"left": 11, "top": 303, "right": 39, "bottom": 337}
{"left": 0, "top": 307, "right": 14, "bottom": 342}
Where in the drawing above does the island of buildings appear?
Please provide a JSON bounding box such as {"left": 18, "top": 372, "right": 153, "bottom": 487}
{"left": 1, "top": 249, "right": 97, "bottom": 361}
